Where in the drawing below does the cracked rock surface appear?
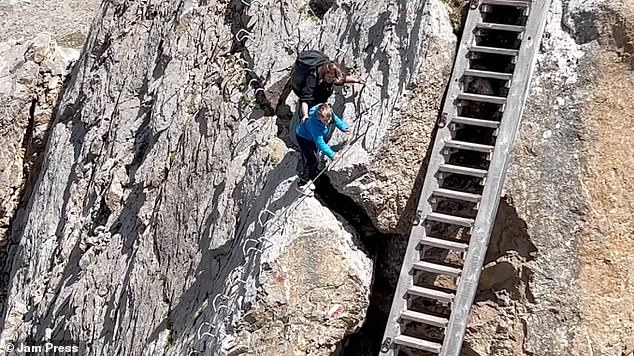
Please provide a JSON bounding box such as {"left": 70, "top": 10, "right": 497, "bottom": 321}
{"left": 241, "top": 0, "right": 457, "bottom": 234}
{"left": 0, "top": 1, "right": 372, "bottom": 355}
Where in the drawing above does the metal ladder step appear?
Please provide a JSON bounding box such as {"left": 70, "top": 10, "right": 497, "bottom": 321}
{"left": 427, "top": 212, "right": 475, "bottom": 227}
{"left": 475, "top": 22, "right": 526, "bottom": 32}
{"left": 420, "top": 236, "right": 469, "bottom": 252}
{"left": 400, "top": 310, "right": 450, "bottom": 327}
{"left": 408, "top": 285, "right": 456, "bottom": 303}
{"left": 451, "top": 116, "right": 501, "bottom": 128}
{"left": 469, "top": 45, "right": 520, "bottom": 56}
{"left": 444, "top": 140, "right": 495, "bottom": 153}
{"left": 457, "top": 92, "right": 507, "bottom": 105}
{"left": 413, "top": 261, "right": 462, "bottom": 277}
{"left": 480, "top": 0, "right": 531, "bottom": 7}
{"left": 439, "top": 164, "right": 488, "bottom": 178}
{"left": 393, "top": 335, "right": 442, "bottom": 353}
{"left": 464, "top": 68, "right": 513, "bottom": 81}
{"left": 433, "top": 188, "right": 482, "bottom": 202}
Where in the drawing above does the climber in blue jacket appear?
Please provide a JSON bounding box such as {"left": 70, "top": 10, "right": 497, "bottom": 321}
{"left": 295, "top": 103, "right": 352, "bottom": 194}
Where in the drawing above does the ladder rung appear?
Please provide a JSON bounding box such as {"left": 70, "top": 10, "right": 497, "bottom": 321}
{"left": 413, "top": 261, "right": 462, "bottom": 277}
{"left": 476, "top": 22, "right": 526, "bottom": 32}
{"left": 408, "top": 285, "right": 455, "bottom": 303}
{"left": 464, "top": 68, "right": 513, "bottom": 81}
{"left": 457, "top": 92, "right": 507, "bottom": 105}
{"left": 420, "top": 236, "right": 469, "bottom": 252}
{"left": 400, "top": 310, "right": 449, "bottom": 328}
{"left": 433, "top": 188, "right": 482, "bottom": 202}
{"left": 444, "top": 140, "right": 495, "bottom": 153}
{"left": 469, "top": 45, "right": 520, "bottom": 56}
{"left": 426, "top": 212, "right": 475, "bottom": 227}
{"left": 393, "top": 335, "right": 442, "bottom": 353}
{"left": 439, "top": 164, "right": 488, "bottom": 178}
{"left": 480, "top": 0, "right": 531, "bottom": 7}
{"left": 451, "top": 116, "right": 501, "bottom": 128}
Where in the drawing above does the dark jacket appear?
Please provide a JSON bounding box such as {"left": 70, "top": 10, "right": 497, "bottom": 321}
{"left": 291, "top": 50, "right": 333, "bottom": 107}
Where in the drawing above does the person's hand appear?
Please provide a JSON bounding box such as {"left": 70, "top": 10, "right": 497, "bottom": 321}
{"left": 344, "top": 129, "right": 354, "bottom": 141}
{"left": 333, "top": 152, "right": 342, "bottom": 161}
{"left": 349, "top": 74, "right": 365, "bottom": 84}
{"left": 345, "top": 74, "right": 365, "bottom": 85}
{"left": 301, "top": 115, "right": 308, "bottom": 123}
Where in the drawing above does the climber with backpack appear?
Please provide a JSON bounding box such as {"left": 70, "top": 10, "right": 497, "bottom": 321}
{"left": 295, "top": 103, "right": 353, "bottom": 196}
{"left": 290, "top": 50, "right": 365, "bottom": 123}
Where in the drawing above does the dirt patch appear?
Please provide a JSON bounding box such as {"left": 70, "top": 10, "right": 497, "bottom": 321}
{"left": 575, "top": 48, "right": 634, "bottom": 355}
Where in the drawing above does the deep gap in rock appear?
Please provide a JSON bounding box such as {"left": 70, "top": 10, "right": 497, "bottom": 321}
{"left": 468, "top": 52, "right": 515, "bottom": 73}
{"left": 462, "top": 76, "right": 509, "bottom": 98}
{"left": 475, "top": 28, "right": 522, "bottom": 49}
{"left": 312, "top": 175, "right": 399, "bottom": 356}
{"left": 309, "top": 0, "right": 336, "bottom": 19}
{"left": 458, "top": 99, "right": 504, "bottom": 120}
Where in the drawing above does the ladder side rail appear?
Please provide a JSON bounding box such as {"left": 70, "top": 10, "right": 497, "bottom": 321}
{"left": 440, "top": 2, "right": 553, "bottom": 355}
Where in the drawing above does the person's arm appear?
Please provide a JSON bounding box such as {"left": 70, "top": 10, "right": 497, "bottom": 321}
{"left": 333, "top": 112, "right": 349, "bottom": 132}
{"left": 344, "top": 74, "right": 365, "bottom": 84}
{"left": 313, "top": 134, "right": 337, "bottom": 159}
{"left": 300, "top": 102, "right": 309, "bottom": 121}
{"left": 300, "top": 74, "right": 318, "bottom": 119}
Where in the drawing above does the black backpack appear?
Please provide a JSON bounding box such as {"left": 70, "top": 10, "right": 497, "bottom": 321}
{"left": 291, "top": 50, "right": 329, "bottom": 94}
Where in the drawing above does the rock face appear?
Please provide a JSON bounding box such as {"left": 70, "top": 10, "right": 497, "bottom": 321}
{"left": 465, "top": 0, "right": 634, "bottom": 355}
{"left": 325, "top": 0, "right": 456, "bottom": 235}
{"left": 0, "top": 1, "right": 373, "bottom": 355}
{"left": 0, "top": 34, "right": 79, "bottom": 252}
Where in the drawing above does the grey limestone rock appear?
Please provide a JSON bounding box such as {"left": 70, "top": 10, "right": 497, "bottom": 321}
{"left": 0, "top": 2, "right": 372, "bottom": 355}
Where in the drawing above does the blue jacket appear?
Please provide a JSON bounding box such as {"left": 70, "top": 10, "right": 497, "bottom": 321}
{"left": 296, "top": 105, "right": 349, "bottom": 158}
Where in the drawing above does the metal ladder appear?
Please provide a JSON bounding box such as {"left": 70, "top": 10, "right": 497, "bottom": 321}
{"left": 379, "top": 0, "right": 551, "bottom": 355}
